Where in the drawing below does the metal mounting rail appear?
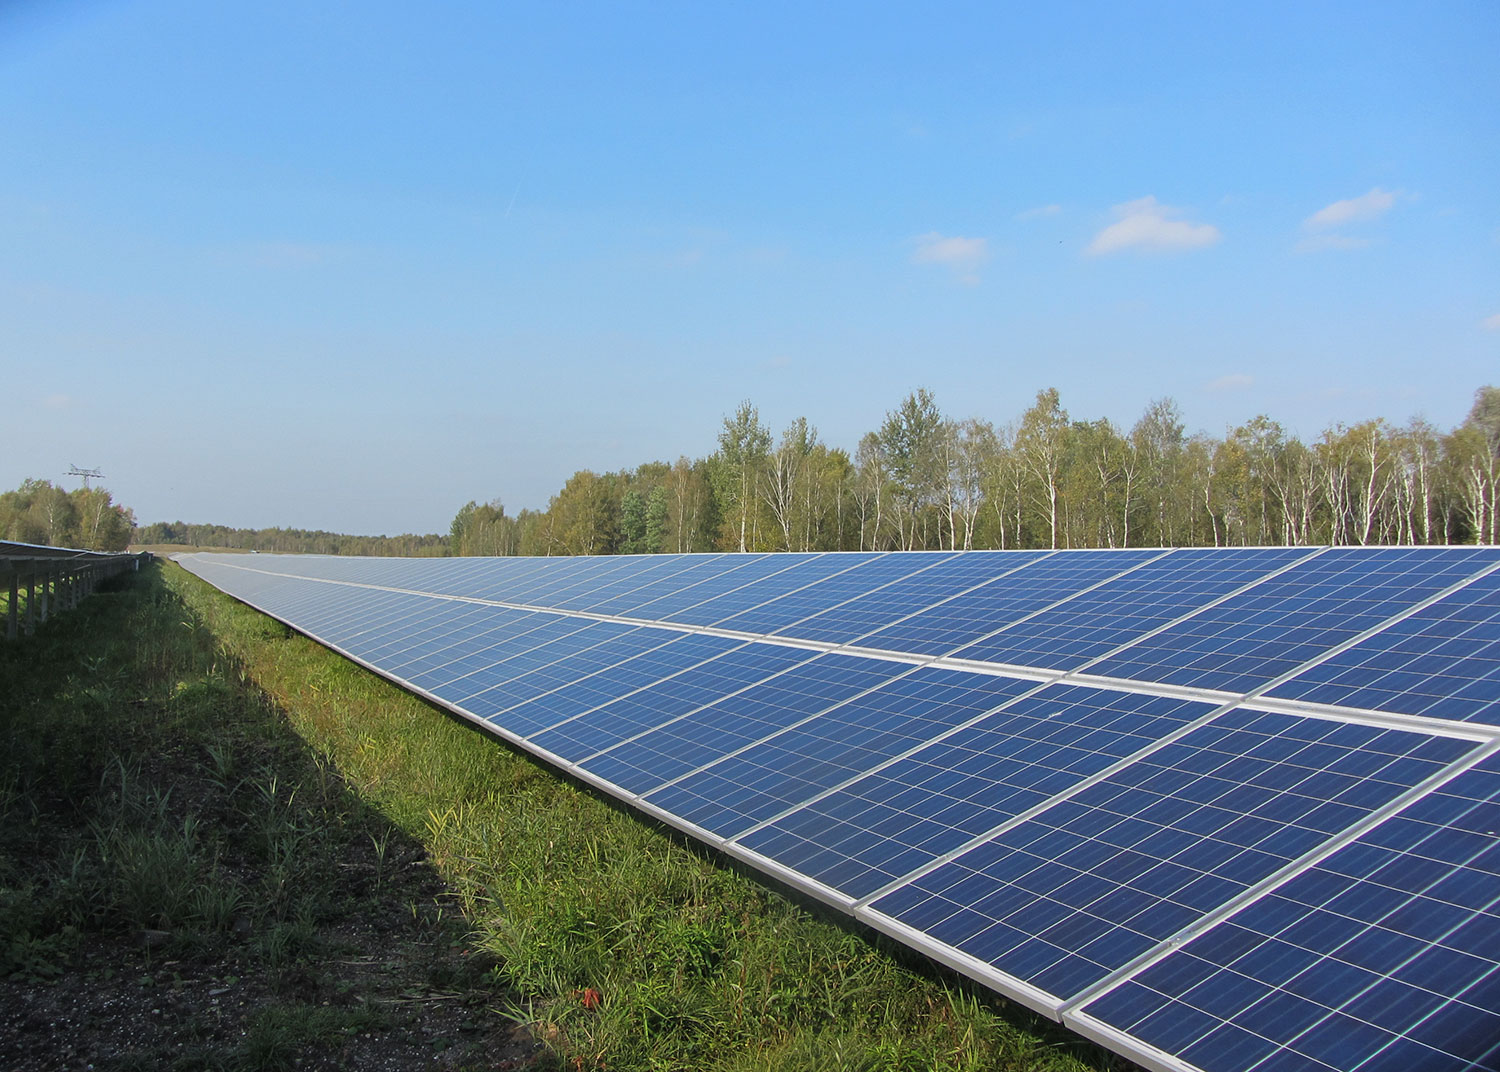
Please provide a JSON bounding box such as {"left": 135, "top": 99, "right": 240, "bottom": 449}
{"left": 0, "top": 540, "right": 151, "bottom": 640}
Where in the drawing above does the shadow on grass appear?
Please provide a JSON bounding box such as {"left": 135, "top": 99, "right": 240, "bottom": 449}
{"left": 0, "top": 564, "right": 539, "bottom": 1072}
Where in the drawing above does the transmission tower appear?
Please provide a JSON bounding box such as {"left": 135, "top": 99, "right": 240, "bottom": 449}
{"left": 66, "top": 464, "right": 104, "bottom": 489}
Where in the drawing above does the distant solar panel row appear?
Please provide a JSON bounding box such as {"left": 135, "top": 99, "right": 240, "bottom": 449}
{"left": 177, "top": 546, "right": 1500, "bottom": 1072}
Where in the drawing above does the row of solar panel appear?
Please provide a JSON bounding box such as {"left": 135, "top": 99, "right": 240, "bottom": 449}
{"left": 178, "top": 551, "right": 1500, "bottom": 1072}
{"left": 186, "top": 546, "right": 1500, "bottom": 729}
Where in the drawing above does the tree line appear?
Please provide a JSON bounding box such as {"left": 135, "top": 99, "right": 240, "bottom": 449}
{"left": 0, "top": 479, "right": 136, "bottom": 552}
{"left": 450, "top": 386, "right": 1500, "bottom": 556}
{"left": 16, "top": 385, "right": 1493, "bottom": 559}
{"left": 133, "top": 521, "right": 449, "bottom": 557}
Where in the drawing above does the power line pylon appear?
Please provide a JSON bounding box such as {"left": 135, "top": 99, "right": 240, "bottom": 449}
{"left": 66, "top": 464, "right": 104, "bottom": 490}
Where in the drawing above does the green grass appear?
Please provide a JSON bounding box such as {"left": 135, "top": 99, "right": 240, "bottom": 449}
{"left": 0, "top": 565, "right": 519, "bottom": 1069}
{"left": 1, "top": 561, "right": 1123, "bottom": 1070}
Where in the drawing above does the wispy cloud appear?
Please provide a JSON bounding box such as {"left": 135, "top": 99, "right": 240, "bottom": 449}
{"left": 1297, "top": 188, "right": 1404, "bottom": 252}
{"left": 1086, "top": 197, "right": 1220, "bottom": 256}
{"left": 1304, "top": 188, "right": 1397, "bottom": 231}
{"left": 1016, "top": 204, "right": 1062, "bottom": 221}
{"left": 43, "top": 393, "right": 74, "bottom": 410}
{"left": 1483, "top": 313, "right": 1500, "bottom": 332}
{"left": 912, "top": 232, "right": 989, "bottom": 284}
{"left": 1206, "top": 373, "right": 1254, "bottom": 392}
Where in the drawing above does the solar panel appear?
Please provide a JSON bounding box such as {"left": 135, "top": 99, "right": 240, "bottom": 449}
{"left": 177, "top": 546, "right": 1500, "bottom": 1072}
{"left": 1073, "top": 750, "right": 1500, "bottom": 1072}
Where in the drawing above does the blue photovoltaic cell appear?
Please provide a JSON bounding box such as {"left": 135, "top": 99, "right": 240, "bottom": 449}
{"left": 419, "top": 623, "right": 671, "bottom": 713}
{"left": 526, "top": 642, "right": 818, "bottom": 763}
{"left": 455, "top": 557, "right": 571, "bottom": 603}
{"left": 1267, "top": 567, "right": 1500, "bottom": 727}
{"left": 513, "top": 555, "right": 646, "bottom": 608}
{"left": 580, "top": 652, "right": 911, "bottom": 796}
{"left": 417, "top": 616, "right": 604, "bottom": 705}
{"left": 856, "top": 549, "right": 1164, "bottom": 656}
{"left": 739, "top": 685, "right": 1214, "bottom": 899}
{"left": 493, "top": 632, "right": 745, "bottom": 738}
{"left": 644, "top": 666, "right": 1036, "bottom": 838}
{"left": 543, "top": 556, "right": 693, "bottom": 611}
{"left": 368, "top": 601, "right": 506, "bottom": 664}
{"left": 413, "top": 556, "right": 539, "bottom": 600}
{"left": 310, "top": 592, "right": 453, "bottom": 653}
{"left": 582, "top": 554, "right": 739, "bottom": 617}
{"left": 615, "top": 554, "right": 783, "bottom": 620}
{"left": 772, "top": 550, "right": 1050, "bottom": 647}
{"left": 400, "top": 609, "right": 574, "bottom": 692}
{"left": 952, "top": 546, "right": 1317, "bottom": 671}
{"left": 871, "top": 709, "right": 1474, "bottom": 1000}
{"left": 711, "top": 552, "right": 952, "bottom": 636}
{"left": 1087, "top": 546, "right": 1497, "bottom": 695}
{"left": 658, "top": 553, "right": 878, "bottom": 627}
{"left": 1082, "top": 753, "right": 1500, "bottom": 1072}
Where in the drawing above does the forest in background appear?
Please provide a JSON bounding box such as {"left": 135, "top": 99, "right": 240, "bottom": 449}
{"left": 448, "top": 385, "right": 1500, "bottom": 557}
{"left": 131, "top": 521, "right": 449, "bottom": 557}
{"left": 0, "top": 480, "right": 135, "bottom": 551}
{"left": 9, "top": 385, "right": 1498, "bottom": 558}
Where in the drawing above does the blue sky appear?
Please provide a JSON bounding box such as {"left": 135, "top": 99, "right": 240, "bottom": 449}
{"left": 3, "top": 1, "right": 1497, "bottom": 535}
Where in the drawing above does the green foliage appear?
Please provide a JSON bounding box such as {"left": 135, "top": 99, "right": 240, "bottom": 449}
{"left": 134, "top": 519, "right": 449, "bottom": 556}
{"left": 644, "top": 485, "right": 669, "bottom": 554}
{"left": 619, "top": 489, "right": 648, "bottom": 554}
{"left": 0, "top": 478, "right": 134, "bottom": 550}
{"left": 443, "top": 383, "right": 1500, "bottom": 556}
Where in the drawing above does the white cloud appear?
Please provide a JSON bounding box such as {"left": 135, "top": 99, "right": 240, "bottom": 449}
{"left": 912, "top": 232, "right": 989, "bottom": 283}
{"left": 1016, "top": 204, "right": 1062, "bottom": 221}
{"left": 43, "top": 393, "right": 74, "bottom": 410}
{"left": 1086, "top": 197, "right": 1220, "bottom": 255}
{"left": 1206, "top": 373, "right": 1254, "bottom": 392}
{"left": 1483, "top": 313, "right": 1500, "bottom": 332}
{"left": 1305, "top": 188, "right": 1397, "bottom": 231}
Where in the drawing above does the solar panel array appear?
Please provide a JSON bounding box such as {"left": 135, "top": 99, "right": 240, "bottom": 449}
{"left": 176, "top": 546, "right": 1500, "bottom": 1072}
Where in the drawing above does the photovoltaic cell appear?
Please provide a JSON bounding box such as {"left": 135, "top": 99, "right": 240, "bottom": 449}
{"left": 525, "top": 642, "right": 818, "bottom": 763}
{"left": 710, "top": 552, "right": 952, "bottom": 636}
{"left": 418, "top": 623, "right": 670, "bottom": 713}
{"left": 614, "top": 554, "right": 783, "bottom": 620}
{"left": 739, "top": 685, "right": 1215, "bottom": 899}
{"left": 774, "top": 550, "right": 1051, "bottom": 646}
{"left": 658, "top": 553, "right": 876, "bottom": 627}
{"left": 1087, "top": 546, "right": 1497, "bottom": 695}
{"left": 494, "top": 632, "right": 745, "bottom": 738}
{"left": 1079, "top": 752, "right": 1500, "bottom": 1072}
{"left": 951, "top": 546, "right": 1318, "bottom": 671}
{"left": 582, "top": 554, "right": 738, "bottom": 617}
{"left": 857, "top": 549, "right": 1164, "bottom": 656}
{"left": 579, "top": 652, "right": 910, "bottom": 796}
{"left": 1267, "top": 567, "right": 1500, "bottom": 727}
{"left": 870, "top": 709, "right": 1475, "bottom": 1001}
{"left": 643, "top": 666, "right": 1036, "bottom": 838}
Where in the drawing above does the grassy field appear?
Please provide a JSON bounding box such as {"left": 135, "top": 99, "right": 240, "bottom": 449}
{"left": 1, "top": 560, "right": 1121, "bottom": 1071}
